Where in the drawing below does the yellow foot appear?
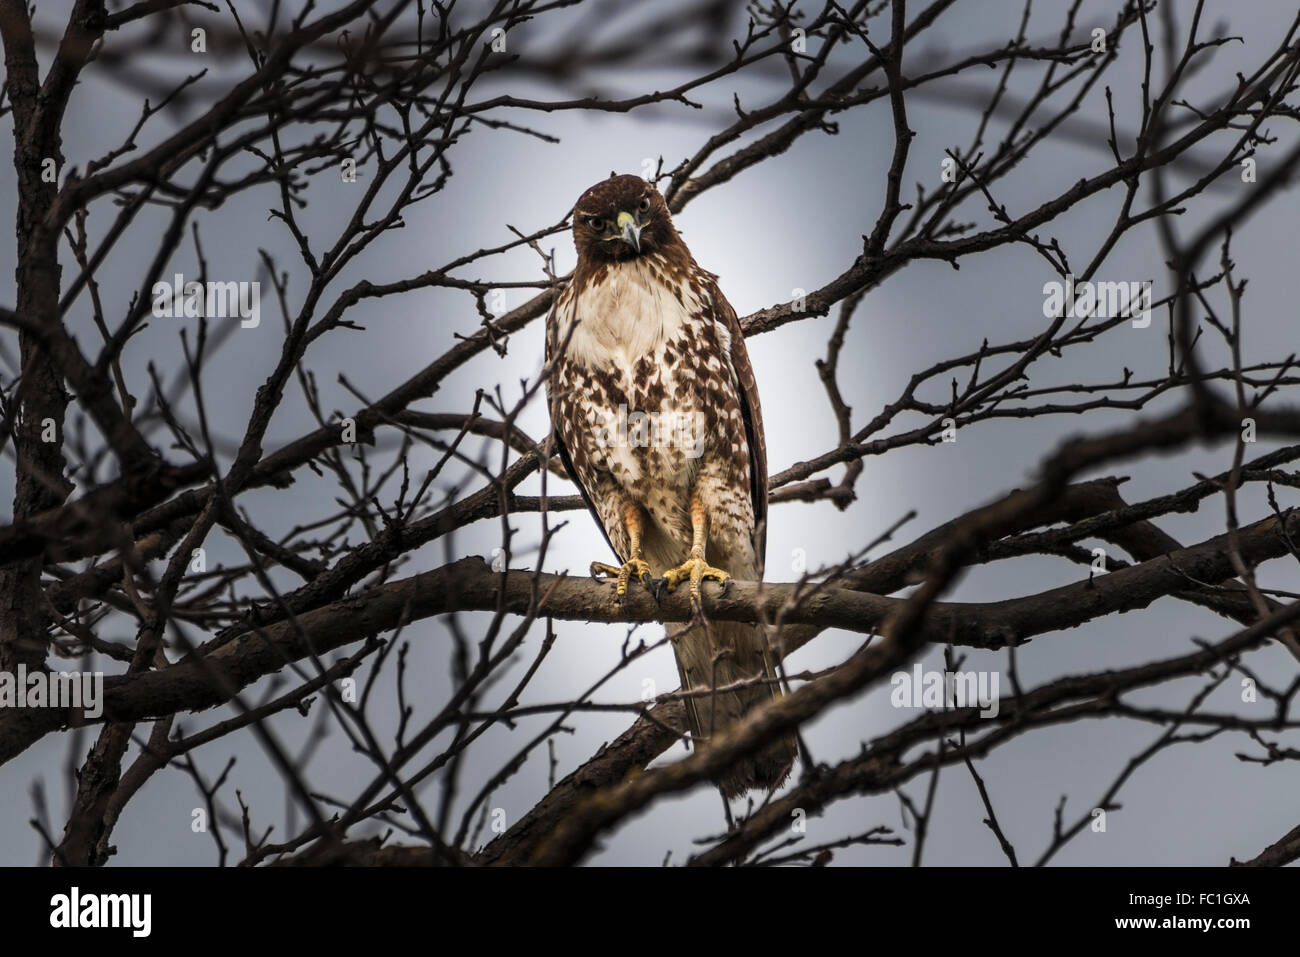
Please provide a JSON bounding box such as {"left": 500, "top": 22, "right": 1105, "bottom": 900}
{"left": 591, "top": 557, "right": 653, "bottom": 601}
{"left": 661, "top": 555, "right": 730, "bottom": 602}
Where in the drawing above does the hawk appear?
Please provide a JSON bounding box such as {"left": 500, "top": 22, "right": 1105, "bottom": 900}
{"left": 545, "top": 173, "right": 796, "bottom": 796}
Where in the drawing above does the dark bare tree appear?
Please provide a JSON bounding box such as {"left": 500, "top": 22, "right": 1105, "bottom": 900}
{"left": 1, "top": 0, "right": 1298, "bottom": 867}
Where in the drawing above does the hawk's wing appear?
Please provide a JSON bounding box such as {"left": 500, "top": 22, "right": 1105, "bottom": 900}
{"left": 545, "top": 292, "right": 622, "bottom": 563}
{"left": 708, "top": 280, "right": 769, "bottom": 570}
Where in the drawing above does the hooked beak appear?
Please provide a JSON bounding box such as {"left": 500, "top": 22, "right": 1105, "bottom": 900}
{"left": 616, "top": 211, "right": 642, "bottom": 253}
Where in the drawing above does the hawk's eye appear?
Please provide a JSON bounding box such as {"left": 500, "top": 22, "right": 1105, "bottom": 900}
{"left": 638, "top": 196, "right": 651, "bottom": 212}
{"left": 586, "top": 217, "right": 605, "bottom": 232}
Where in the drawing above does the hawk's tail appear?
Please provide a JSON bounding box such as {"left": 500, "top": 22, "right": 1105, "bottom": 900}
{"left": 670, "top": 618, "right": 797, "bottom": 798}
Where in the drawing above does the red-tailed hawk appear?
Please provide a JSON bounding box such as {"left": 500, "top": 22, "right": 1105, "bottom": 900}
{"left": 546, "top": 173, "right": 796, "bottom": 796}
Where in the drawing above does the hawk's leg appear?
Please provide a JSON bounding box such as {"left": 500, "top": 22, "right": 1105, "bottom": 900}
{"left": 590, "top": 503, "right": 653, "bottom": 601}
{"left": 661, "top": 491, "right": 731, "bottom": 602}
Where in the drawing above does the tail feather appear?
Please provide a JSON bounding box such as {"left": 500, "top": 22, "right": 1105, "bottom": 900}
{"left": 670, "top": 618, "right": 797, "bottom": 797}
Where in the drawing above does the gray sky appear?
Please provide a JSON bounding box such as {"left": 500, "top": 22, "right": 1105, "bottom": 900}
{"left": 3, "top": 0, "right": 1299, "bottom": 866}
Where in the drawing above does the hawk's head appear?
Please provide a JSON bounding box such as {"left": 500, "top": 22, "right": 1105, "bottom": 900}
{"left": 571, "top": 173, "right": 679, "bottom": 263}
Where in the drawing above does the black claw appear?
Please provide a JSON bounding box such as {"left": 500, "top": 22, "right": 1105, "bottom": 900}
{"left": 640, "top": 571, "right": 654, "bottom": 590}
{"left": 718, "top": 577, "right": 733, "bottom": 598}
{"left": 651, "top": 577, "right": 668, "bottom": 603}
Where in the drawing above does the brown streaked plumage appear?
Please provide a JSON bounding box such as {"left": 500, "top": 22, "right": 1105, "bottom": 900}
{"left": 546, "top": 173, "right": 796, "bottom": 796}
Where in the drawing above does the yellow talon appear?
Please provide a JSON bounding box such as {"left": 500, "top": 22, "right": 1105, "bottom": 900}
{"left": 660, "top": 491, "right": 730, "bottom": 601}
{"left": 591, "top": 557, "right": 653, "bottom": 599}
{"left": 661, "top": 555, "right": 730, "bottom": 601}
{"left": 591, "top": 504, "right": 656, "bottom": 601}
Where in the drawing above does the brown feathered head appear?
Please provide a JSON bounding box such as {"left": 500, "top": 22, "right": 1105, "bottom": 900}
{"left": 571, "top": 173, "right": 680, "bottom": 263}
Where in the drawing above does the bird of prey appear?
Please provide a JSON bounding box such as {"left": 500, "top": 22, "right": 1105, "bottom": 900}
{"left": 545, "top": 173, "right": 796, "bottom": 796}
